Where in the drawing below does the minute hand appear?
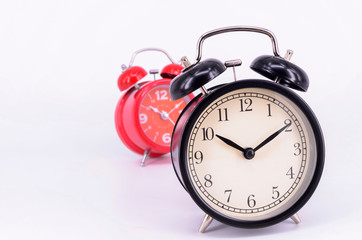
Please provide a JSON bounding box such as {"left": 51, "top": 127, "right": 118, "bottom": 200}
{"left": 253, "top": 122, "right": 291, "bottom": 152}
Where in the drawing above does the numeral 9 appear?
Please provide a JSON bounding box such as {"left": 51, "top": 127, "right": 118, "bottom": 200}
{"left": 139, "top": 113, "right": 148, "bottom": 124}
{"left": 194, "top": 151, "right": 203, "bottom": 164}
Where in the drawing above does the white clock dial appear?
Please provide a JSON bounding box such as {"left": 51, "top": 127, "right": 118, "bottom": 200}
{"left": 186, "top": 87, "right": 317, "bottom": 221}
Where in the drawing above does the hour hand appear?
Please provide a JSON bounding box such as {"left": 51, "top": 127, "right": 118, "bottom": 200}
{"left": 216, "top": 134, "right": 245, "bottom": 153}
{"left": 148, "top": 106, "right": 162, "bottom": 114}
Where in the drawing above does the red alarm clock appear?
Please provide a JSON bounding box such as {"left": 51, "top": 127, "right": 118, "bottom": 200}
{"left": 115, "top": 48, "right": 193, "bottom": 166}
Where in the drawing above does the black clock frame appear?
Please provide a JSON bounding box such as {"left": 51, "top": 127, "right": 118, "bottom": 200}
{"left": 171, "top": 79, "right": 325, "bottom": 229}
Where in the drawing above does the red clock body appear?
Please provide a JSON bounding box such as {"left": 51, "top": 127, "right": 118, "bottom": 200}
{"left": 115, "top": 48, "right": 193, "bottom": 163}
{"left": 115, "top": 78, "right": 192, "bottom": 157}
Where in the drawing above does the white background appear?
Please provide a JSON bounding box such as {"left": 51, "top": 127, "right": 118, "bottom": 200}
{"left": 0, "top": 0, "right": 361, "bottom": 239}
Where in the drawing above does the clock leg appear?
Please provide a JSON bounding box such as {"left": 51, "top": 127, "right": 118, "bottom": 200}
{"left": 140, "top": 149, "right": 150, "bottom": 167}
{"left": 290, "top": 213, "right": 301, "bottom": 224}
{"left": 199, "top": 214, "right": 213, "bottom": 233}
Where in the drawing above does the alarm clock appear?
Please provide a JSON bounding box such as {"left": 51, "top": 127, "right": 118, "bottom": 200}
{"left": 115, "top": 48, "right": 192, "bottom": 167}
{"left": 170, "top": 26, "right": 324, "bottom": 232}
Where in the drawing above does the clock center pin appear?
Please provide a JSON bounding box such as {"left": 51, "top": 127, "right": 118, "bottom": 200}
{"left": 244, "top": 147, "right": 255, "bottom": 160}
{"left": 161, "top": 111, "right": 169, "bottom": 120}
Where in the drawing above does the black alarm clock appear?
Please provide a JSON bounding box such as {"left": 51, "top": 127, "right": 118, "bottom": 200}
{"left": 169, "top": 26, "right": 324, "bottom": 233}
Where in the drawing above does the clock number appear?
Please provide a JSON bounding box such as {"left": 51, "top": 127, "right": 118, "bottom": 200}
{"left": 294, "top": 143, "right": 301, "bottom": 156}
{"left": 155, "top": 90, "right": 168, "bottom": 100}
{"left": 286, "top": 167, "right": 295, "bottom": 179}
{"left": 224, "top": 190, "right": 232, "bottom": 203}
{"left": 240, "top": 98, "right": 252, "bottom": 112}
{"left": 201, "top": 127, "right": 214, "bottom": 141}
{"left": 204, "top": 174, "right": 213, "bottom": 188}
{"left": 139, "top": 113, "right": 148, "bottom": 124}
{"left": 284, "top": 119, "right": 292, "bottom": 132}
{"left": 267, "top": 103, "right": 272, "bottom": 117}
{"left": 247, "top": 194, "right": 256, "bottom": 208}
{"left": 217, "top": 108, "right": 229, "bottom": 121}
{"left": 194, "top": 151, "right": 203, "bottom": 164}
{"left": 272, "top": 186, "right": 280, "bottom": 199}
{"left": 162, "top": 133, "right": 171, "bottom": 143}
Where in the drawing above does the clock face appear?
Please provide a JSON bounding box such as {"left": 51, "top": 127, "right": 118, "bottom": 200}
{"left": 139, "top": 85, "right": 188, "bottom": 147}
{"left": 181, "top": 81, "right": 323, "bottom": 224}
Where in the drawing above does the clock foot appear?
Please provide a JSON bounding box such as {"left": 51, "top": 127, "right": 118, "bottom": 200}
{"left": 199, "top": 214, "right": 213, "bottom": 233}
{"left": 140, "top": 150, "right": 150, "bottom": 167}
{"left": 290, "top": 213, "right": 301, "bottom": 224}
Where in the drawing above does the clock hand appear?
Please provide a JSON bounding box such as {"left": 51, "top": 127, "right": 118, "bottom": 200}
{"left": 168, "top": 102, "right": 183, "bottom": 115}
{"left": 216, "top": 134, "right": 245, "bottom": 153}
{"left": 149, "top": 106, "right": 175, "bottom": 124}
{"left": 148, "top": 106, "right": 162, "bottom": 115}
{"left": 254, "top": 122, "right": 291, "bottom": 152}
{"left": 167, "top": 116, "right": 175, "bottom": 125}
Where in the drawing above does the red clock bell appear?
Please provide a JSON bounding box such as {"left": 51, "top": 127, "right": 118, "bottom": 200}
{"left": 115, "top": 48, "right": 193, "bottom": 166}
